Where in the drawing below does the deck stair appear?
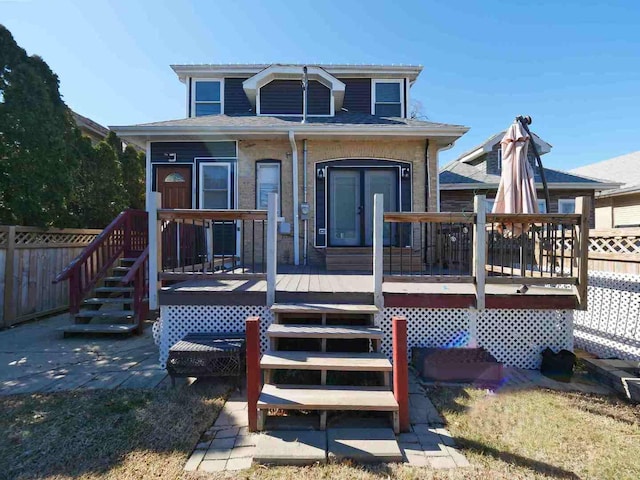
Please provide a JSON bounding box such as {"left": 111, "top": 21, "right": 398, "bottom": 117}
{"left": 256, "top": 302, "right": 400, "bottom": 435}
{"left": 61, "top": 257, "right": 144, "bottom": 337}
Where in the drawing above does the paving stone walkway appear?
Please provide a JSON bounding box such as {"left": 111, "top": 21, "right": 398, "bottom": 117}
{"left": 185, "top": 372, "right": 470, "bottom": 472}
{"left": 0, "top": 313, "right": 167, "bottom": 395}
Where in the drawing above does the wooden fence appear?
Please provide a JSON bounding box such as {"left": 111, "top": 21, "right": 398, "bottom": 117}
{"left": 0, "top": 226, "right": 102, "bottom": 328}
{"left": 588, "top": 228, "right": 640, "bottom": 274}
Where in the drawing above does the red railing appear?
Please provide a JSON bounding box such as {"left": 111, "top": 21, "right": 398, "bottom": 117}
{"left": 120, "top": 245, "right": 149, "bottom": 334}
{"left": 54, "top": 209, "right": 148, "bottom": 313}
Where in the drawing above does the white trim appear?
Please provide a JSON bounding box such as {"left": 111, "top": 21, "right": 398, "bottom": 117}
{"left": 185, "top": 77, "right": 191, "bottom": 118}
{"left": 372, "top": 79, "right": 405, "bottom": 118}
{"left": 198, "top": 162, "right": 232, "bottom": 209}
{"left": 191, "top": 78, "right": 224, "bottom": 117}
{"left": 439, "top": 182, "right": 612, "bottom": 190}
{"left": 145, "top": 141, "right": 152, "bottom": 211}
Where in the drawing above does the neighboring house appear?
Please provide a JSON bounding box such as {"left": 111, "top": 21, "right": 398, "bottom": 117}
{"left": 72, "top": 110, "right": 110, "bottom": 145}
{"left": 571, "top": 151, "right": 640, "bottom": 229}
{"left": 112, "top": 63, "right": 469, "bottom": 267}
{"left": 439, "top": 130, "right": 619, "bottom": 226}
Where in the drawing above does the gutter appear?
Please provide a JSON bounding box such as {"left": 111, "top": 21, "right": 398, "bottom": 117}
{"left": 289, "top": 130, "right": 300, "bottom": 265}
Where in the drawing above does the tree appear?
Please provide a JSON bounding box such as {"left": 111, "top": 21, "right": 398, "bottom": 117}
{"left": 120, "top": 145, "right": 145, "bottom": 209}
{"left": 0, "top": 25, "right": 79, "bottom": 226}
{"left": 409, "top": 99, "right": 429, "bottom": 120}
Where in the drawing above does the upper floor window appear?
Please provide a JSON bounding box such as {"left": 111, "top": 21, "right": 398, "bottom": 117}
{"left": 194, "top": 80, "right": 223, "bottom": 116}
{"left": 372, "top": 80, "right": 403, "bottom": 117}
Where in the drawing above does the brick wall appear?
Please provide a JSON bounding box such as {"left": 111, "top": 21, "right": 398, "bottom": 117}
{"left": 237, "top": 138, "right": 437, "bottom": 265}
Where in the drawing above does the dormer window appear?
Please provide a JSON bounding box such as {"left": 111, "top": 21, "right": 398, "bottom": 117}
{"left": 372, "top": 80, "right": 403, "bottom": 117}
{"left": 193, "top": 80, "right": 223, "bottom": 116}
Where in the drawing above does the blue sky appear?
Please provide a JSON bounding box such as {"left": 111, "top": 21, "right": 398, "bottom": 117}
{"left": 3, "top": 0, "right": 639, "bottom": 169}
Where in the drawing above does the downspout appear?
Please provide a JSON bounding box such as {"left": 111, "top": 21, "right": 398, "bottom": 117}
{"left": 425, "top": 139, "right": 430, "bottom": 212}
{"left": 289, "top": 130, "right": 300, "bottom": 265}
{"left": 303, "top": 139, "right": 308, "bottom": 265}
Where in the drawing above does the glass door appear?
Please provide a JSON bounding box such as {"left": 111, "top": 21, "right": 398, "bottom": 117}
{"left": 329, "top": 170, "right": 361, "bottom": 246}
{"left": 364, "top": 170, "right": 397, "bottom": 246}
{"left": 200, "top": 163, "right": 235, "bottom": 256}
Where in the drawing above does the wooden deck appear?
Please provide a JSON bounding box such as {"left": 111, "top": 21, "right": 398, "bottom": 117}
{"left": 159, "top": 265, "right": 578, "bottom": 309}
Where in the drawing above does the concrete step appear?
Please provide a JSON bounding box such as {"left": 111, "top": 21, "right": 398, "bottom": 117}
{"left": 267, "top": 324, "right": 383, "bottom": 340}
{"left": 270, "top": 303, "right": 378, "bottom": 315}
{"left": 75, "top": 310, "right": 133, "bottom": 319}
{"left": 258, "top": 384, "right": 398, "bottom": 412}
{"left": 95, "top": 286, "right": 134, "bottom": 294}
{"left": 61, "top": 324, "right": 138, "bottom": 335}
{"left": 260, "top": 351, "right": 392, "bottom": 372}
{"left": 83, "top": 297, "right": 134, "bottom": 305}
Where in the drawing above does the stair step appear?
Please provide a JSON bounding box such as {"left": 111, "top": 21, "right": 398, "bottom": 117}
{"left": 61, "top": 324, "right": 138, "bottom": 335}
{"left": 258, "top": 384, "right": 398, "bottom": 411}
{"left": 113, "top": 266, "right": 131, "bottom": 272}
{"left": 76, "top": 310, "right": 134, "bottom": 319}
{"left": 261, "top": 351, "right": 392, "bottom": 372}
{"left": 119, "top": 258, "right": 138, "bottom": 265}
{"left": 103, "top": 276, "right": 129, "bottom": 283}
{"left": 84, "top": 297, "right": 134, "bottom": 305}
{"left": 267, "top": 324, "right": 383, "bottom": 340}
{"left": 95, "top": 286, "right": 134, "bottom": 293}
{"left": 271, "top": 303, "right": 378, "bottom": 315}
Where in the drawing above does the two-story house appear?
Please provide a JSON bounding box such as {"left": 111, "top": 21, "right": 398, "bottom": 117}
{"left": 440, "top": 130, "right": 618, "bottom": 226}
{"left": 113, "top": 64, "right": 469, "bottom": 269}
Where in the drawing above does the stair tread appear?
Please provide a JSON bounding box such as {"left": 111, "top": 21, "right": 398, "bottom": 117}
{"left": 267, "top": 324, "right": 383, "bottom": 339}
{"left": 76, "top": 310, "right": 133, "bottom": 318}
{"left": 104, "top": 276, "right": 129, "bottom": 282}
{"left": 120, "top": 258, "right": 138, "bottom": 262}
{"left": 61, "top": 324, "right": 137, "bottom": 334}
{"left": 261, "top": 351, "right": 391, "bottom": 371}
{"left": 271, "top": 303, "right": 378, "bottom": 314}
{"left": 258, "top": 384, "right": 398, "bottom": 411}
{"left": 113, "top": 266, "right": 131, "bottom": 270}
{"left": 84, "top": 297, "right": 134, "bottom": 305}
{"left": 95, "top": 286, "right": 134, "bottom": 293}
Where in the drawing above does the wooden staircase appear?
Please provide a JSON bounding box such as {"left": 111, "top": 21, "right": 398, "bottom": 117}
{"left": 256, "top": 303, "right": 400, "bottom": 433}
{"left": 324, "top": 247, "right": 425, "bottom": 272}
{"left": 62, "top": 257, "right": 146, "bottom": 336}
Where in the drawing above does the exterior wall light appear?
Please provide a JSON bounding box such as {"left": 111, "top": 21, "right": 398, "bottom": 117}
{"left": 401, "top": 167, "right": 410, "bottom": 178}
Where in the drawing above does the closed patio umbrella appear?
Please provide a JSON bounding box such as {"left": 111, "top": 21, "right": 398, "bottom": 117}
{"left": 492, "top": 119, "right": 539, "bottom": 237}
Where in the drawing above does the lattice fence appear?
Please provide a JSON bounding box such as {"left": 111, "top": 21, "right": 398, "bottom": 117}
{"left": 379, "top": 308, "right": 573, "bottom": 369}
{"left": 589, "top": 229, "right": 640, "bottom": 256}
{"left": 156, "top": 305, "right": 274, "bottom": 367}
{"left": 0, "top": 226, "right": 100, "bottom": 249}
{"left": 574, "top": 271, "right": 640, "bottom": 361}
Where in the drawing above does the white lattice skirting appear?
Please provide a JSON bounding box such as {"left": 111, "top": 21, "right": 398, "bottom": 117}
{"left": 574, "top": 271, "right": 640, "bottom": 362}
{"left": 156, "top": 305, "right": 572, "bottom": 370}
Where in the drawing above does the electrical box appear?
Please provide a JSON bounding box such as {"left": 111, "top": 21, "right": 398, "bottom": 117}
{"left": 279, "top": 222, "right": 291, "bottom": 235}
{"left": 299, "top": 202, "right": 310, "bottom": 220}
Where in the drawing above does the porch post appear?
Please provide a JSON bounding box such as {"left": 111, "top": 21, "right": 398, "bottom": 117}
{"left": 148, "top": 192, "right": 161, "bottom": 311}
{"left": 392, "top": 316, "right": 410, "bottom": 433}
{"left": 471, "top": 195, "right": 486, "bottom": 348}
{"left": 373, "top": 193, "right": 384, "bottom": 309}
{"left": 575, "top": 196, "right": 590, "bottom": 310}
{"left": 266, "top": 193, "right": 278, "bottom": 307}
{"left": 246, "top": 316, "right": 261, "bottom": 432}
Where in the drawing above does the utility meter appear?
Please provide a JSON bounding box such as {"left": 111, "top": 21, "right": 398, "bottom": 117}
{"left": 299, "top": 202, "right": 310, "bottom": 220}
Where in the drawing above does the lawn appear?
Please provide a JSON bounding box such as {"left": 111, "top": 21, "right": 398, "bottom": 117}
{"left": 1, "top": 384, "right": 638, "bottom": 480}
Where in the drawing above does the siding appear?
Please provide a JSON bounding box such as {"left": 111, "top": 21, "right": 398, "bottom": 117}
{"left": 260, "top": 79, "right": 330, "bottom": 115}
{"left": 224, "top": 78, "right": 253, "bottom": 114}
{"left": 339, "top": 78, "right": 371, "bottom": 114}
{"left": 151, "top": 141, "right": 237, "bottom": 163}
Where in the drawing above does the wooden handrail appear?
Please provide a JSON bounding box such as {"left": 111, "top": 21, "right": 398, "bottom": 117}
{"left": 486, "top": 213, "right": 581, "bottom": 224}
{"left": 384, "top": 212, "right": 475, "bottom": 223}
{"left": 121, "top": 246, "right": 149, "bottom": 284}
{"left": 158, "top": 209, "right": 267, "bottom": 221}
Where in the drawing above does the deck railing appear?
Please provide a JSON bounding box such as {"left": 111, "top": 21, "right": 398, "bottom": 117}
{"left": 375, "top": 194, "right": 591, "bottom": 309}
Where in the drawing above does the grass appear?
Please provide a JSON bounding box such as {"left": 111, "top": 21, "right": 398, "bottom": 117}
{"left": 1, "top": 384, "right": 638, "bottom": 480}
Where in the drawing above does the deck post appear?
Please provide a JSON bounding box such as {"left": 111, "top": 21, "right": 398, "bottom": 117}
{"left": 392, "top": 315, "right": 409, "bottom": 433}
{"left": 246, "top": 316, "right": 261, "bottom": 432}
{"left": 148, "top": 192, "right": 161, "bottom": 311}
{"left": 473, "top": 195, "right": 486, "bottom": 310}
{"left": 575, "top": 196, "right": 590, "bottom": 310}
{"left": 373, "top": 194, "right": 384, "bottom": 309}
{"left": 266, "top": 193, "right": 278, "bottom": 306}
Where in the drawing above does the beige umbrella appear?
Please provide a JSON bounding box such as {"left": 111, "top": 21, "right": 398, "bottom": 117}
{"left": 492, "top": 120, "right": 539, "bottom": 237}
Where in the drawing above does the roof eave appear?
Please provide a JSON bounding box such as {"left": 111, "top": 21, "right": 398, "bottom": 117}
{"left": 439, "top": 182, "right": 618, "bottom": 191}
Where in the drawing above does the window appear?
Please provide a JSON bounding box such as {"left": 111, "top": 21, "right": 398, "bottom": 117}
{"left": 373, "top": 80, "right": 403, "bottom": 117}
{"left": 497, "top": 148, "right": 502, "bottom": 172}
{"left": 194, "top": 80, "right": 222, "bottom": 116}
{"left": 537, "top": 199, "right": 547, "bottom": 213}
{"left": 256, "top": 162, "right": 280, "bottom": 213}
{"left": 558, "top": 198, "right": 576, "bottom": 214}
{"left": 200, "top": 163, "right": 230, "bottom": 209}
{"left": 164, "top": 173, "right": 185, "bottom": 183}
{"left": 486, "top": 198, "right": 495, "bottom": 214}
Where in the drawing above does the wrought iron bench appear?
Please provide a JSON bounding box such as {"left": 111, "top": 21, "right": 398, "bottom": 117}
{"left": 167, "top": 332, "right": 246, "bottom": 387}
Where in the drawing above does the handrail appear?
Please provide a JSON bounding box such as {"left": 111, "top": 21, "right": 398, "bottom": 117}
{"left": 486, "top": 213, "right": 581, "bottom": 224}
{"left": 121, "top": 245, "right": 149, "bottom": 284}
{"left": 53, "top": 210, "right": 131, "bottom": 283}
{"left": 384, "top": 212, "right": 475, "bottom": 223}
{"left": 158, "top": 209, "right": 267, "bottom": 221}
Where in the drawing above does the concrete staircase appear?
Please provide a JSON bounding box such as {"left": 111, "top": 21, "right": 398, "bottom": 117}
{"left": 256, "top": 303, "right": 400, "bottom": 434}
{"left": 61, "top": 257, "right": 142, "bottom": 336}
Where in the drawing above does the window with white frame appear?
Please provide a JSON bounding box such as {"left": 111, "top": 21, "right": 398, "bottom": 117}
{"left": 200, "top": 163, "right": 231, "bottom": 209}
{"left": 256, "top": 162, "right": 280, "bottom": 213}
{"left": 194, "top": 80, "right": 222, "bottom": 116}
{"left": 558, "top": 198, "right": 576, "bottom": 214}
{"left": 373, "top": 80, "right": 403, "bottom": 117}
{"left": 486, "top": 198, "right": 495, "bottom": 214}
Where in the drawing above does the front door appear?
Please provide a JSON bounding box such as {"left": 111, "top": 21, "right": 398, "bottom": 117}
{"left": 328, "top": 168, "right": 397, "bottom": 247}
{"left": 156, "top": 166, "right": 192, "bottom": 208}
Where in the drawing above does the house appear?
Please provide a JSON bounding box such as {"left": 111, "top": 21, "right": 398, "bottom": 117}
{"left": 439, "top": 130, "right": 619, "bottom": 226}
{"left": 571, "top": 151, "right": 640, "bottom": 229}
{"left": 72, "top": 110, "right": 110, "bottom": 145}
{"left": 65, "top": 63, "right": 597, "bottom": 439}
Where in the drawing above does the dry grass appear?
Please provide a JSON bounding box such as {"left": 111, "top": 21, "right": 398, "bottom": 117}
{"left": 0, "top": 384, "right": 226, "bottom": 480}
{"left": 1, "top": 384, "right": 638, "bottom": 480}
